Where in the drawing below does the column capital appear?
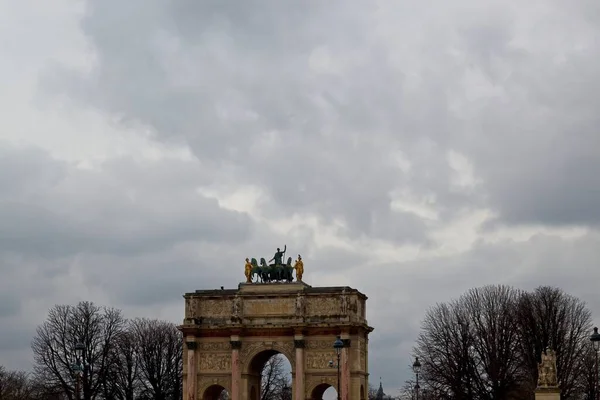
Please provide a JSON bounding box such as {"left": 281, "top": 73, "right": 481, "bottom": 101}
{"left": 230, "top": 340, "right": 242, "bottom": 350}
{"left": 294, "top": 339, "right": 306, "bottom": 349}
{"left": 186, "top": 341, "right": 197, "bottom": 350}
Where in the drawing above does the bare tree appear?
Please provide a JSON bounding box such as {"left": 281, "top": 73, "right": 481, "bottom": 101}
{"left": 0, "top": 366, "right": 35, "bottom": 400}
{"left": 101, "top": 329, "right": 141, "bottom": 400}
{"left": 516, "top": 286, "right": 593, "bottom": 399}
{"left": 411, "top": 285, "right": 594, "bottom": 400}
{"left": 415, "top": 285, "right": 527, "bottom": 400}
{"left": 261, "top": 355, "right": 291, "bottom": 400}
{"left": 31, "top": 301, "right": 126, "bottom": 400}
{"left": 463, "top": 285, "right": 527, "bottom": 399}
{"left": 130, "top": 318, "right": 182, "bottom": 400}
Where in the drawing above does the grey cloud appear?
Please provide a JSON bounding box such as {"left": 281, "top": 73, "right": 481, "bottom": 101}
{"left": 0, "top": 292, "right": 21, "bottom": 318}
{"left": 46, "top": 0, "right": 476, "bottom": 242}
{"left": 0, "top": 143, "right": 66, "bottom": 197}
{"left": 0, "top": 145, "right": 252, "bottom": 258}
{"left": 37, "top": 0, "right": 600, "bottom": 235}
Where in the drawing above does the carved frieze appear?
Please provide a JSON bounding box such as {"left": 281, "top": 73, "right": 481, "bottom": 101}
{"left": 306, "top": 340, "right": 336, "bottom": 350}
{"left": 198, "top": 342, "right": 231, "bottom": 352}
{"left": 197, "top": 299, "right": 232, "bottom": 317}
{"left": 198, "top": 353, "right": 231, "bottom": 371}
{"left": 306, "top": 297, "right": 338, "bottom": 316}
{"left": 243, "top": 298, "right": 294, "bottom": 315}
{"left": 305, "top": 351, "right": 336, "bottom": 369}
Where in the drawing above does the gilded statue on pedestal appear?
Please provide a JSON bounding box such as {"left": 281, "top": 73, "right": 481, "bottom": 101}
{"left": 244, "top": 258, "right": 253, "bottom": 283}
{"left": 294, "top": 254, "right": 304, "bottom": 281}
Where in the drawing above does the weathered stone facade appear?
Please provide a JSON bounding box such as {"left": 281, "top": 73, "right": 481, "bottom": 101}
{"left": 179, "top": 282, "right": 373, "bottom": 400}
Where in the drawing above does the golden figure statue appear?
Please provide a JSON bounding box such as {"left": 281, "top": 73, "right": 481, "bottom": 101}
{"left": 294, "top": 254, "right": 304, "bottom": 281}
{"left": 244, "top": 258, "right": 253, "bottom": 283}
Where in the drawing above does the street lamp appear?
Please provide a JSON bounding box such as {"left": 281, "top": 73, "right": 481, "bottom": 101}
{"left": 412, "top": 357, "right": 421, "bottom": 400}
{"left": 590, "top": 327, "right": 600, "bottom": 400}
{"left": 329, "top": 336, "right": 344, "bottom": 400}
{"left": 73, "top": 342, "right": 85, "bottom": 400}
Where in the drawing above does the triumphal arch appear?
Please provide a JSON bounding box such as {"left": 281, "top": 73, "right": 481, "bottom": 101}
{"left": 178, "top": 250, "right": 373, "bottom": 400}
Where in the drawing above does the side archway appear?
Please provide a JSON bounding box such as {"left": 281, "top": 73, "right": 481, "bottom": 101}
{"left": 310, "top": 383, "right": 338, "bottom": 400}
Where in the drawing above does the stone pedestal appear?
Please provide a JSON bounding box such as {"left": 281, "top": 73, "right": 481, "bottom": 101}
{"left": 535, "top": 387, "right": 560, "bottom": 400}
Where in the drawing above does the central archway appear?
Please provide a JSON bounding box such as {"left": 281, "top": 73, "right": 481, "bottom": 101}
{"left": 246, "top": 350, "right": 293, "bottom": 400}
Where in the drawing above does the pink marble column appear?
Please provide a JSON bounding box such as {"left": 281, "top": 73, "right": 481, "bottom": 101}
{"left": 294, "top": 337, "right": 305, "bottom": 400}
{"left": 231, "top": 338, "right": 242, "bottom": 400}
{"left": 341, "top": 339, "right": 351, "bottom": 400}
{"left": 186, "top": 338, "right": 197, "bottom": 400}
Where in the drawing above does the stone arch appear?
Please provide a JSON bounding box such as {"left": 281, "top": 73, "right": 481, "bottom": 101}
{"left": 310, "top": 382, "right": 337, "bottom": 400}
{"left": 242, "top": 342, "right": 295, "bottom": 374}
{"left": 244, "top": 348, "right": 294, "bottom": 400}
{"left": 202, "top": 384, "right": 228, "bottom": 400}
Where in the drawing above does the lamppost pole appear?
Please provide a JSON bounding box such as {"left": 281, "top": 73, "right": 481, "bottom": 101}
{"left": 591, "top": 328, "right": 600, "bottom": 400}
{"left": 74, "top": 342, "right": 85, "bottom": 400}
{"left": 332, "top": 336, "right": 344, "bottom": 400}
{"left": 412, "top": 357, "right": 421, "bottom": 400}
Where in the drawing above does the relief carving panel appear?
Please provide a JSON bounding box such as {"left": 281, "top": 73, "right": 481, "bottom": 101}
{"left": 198, "top": 353, "right": 231, "bottom": 371}
{"left": 305, "top": 351, "right": 336, "bottom": 369}
{"left": 306, "top": 297, "right": 339, "bottom": 316}
{"left": 306, "top": 340, "right": 335, "bottom": 350}
{"left": 198, "top": 299, "right": 232, "bottom": 317}
{"left": 243, "top": 298, "right": 294, "bottom": 315}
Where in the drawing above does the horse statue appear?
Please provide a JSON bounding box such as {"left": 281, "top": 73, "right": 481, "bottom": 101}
{"left": 250, "top": 258, "right": 265, "bottom": 283}
{"left": 245, "top": 251, "right": 299, "bottom": 284}
{"left": 281, "top": 257, "right": 294, "bottom": 282}
{"left": 259, "top": 258, "right": 273, "bottom": 282}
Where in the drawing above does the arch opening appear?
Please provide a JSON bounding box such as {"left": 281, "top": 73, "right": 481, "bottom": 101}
{"left": 203, "top": 384, "right": 229, "bottom": 400}
{"left": 247, "top": 350, "right": 292, "bottom": 400}
{"left": 311, "top": 383, "right": 338, "bottom": 400}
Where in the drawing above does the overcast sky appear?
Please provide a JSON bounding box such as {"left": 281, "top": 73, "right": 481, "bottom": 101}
{"left": 1, "top": 0, "right": 600, "bottom": 396}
